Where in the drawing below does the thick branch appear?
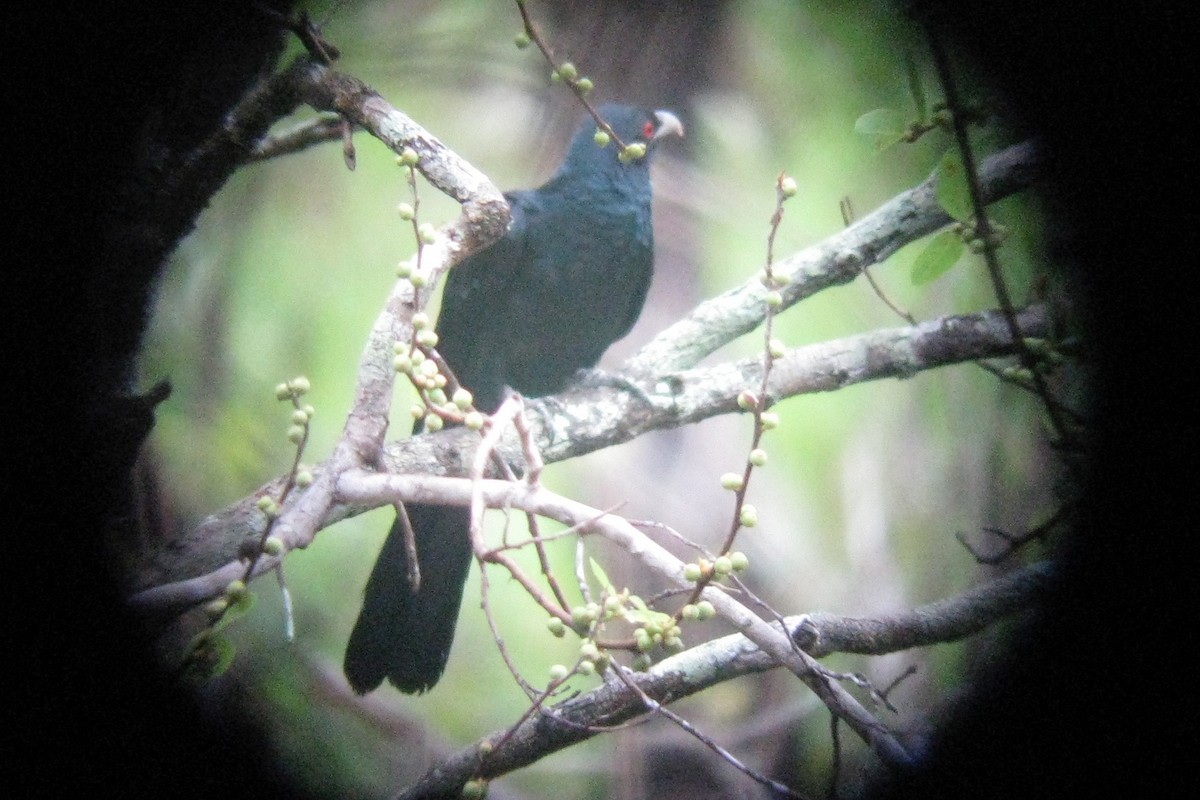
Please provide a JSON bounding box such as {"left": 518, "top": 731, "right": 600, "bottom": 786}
{"left": 289, "top": 58, "right": 510, "bottom": 254}
{"left": 330, "top": 476, "right": 911, "bottom": 770}
{"left": 625, "top": 141, "right": 1040, "bottom": 376}
{"left": 128, "top": 58, "right": 512, "bottom": 612}
{"left": 393, "top": 561, "right": 1055, "bottom": 798}
{"left": 131, "top": 304, "right": 1048, "bottom": 598}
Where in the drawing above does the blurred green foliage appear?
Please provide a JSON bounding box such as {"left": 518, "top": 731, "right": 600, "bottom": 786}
{"left": 140, "top": 1, "right": 1061, "bottom": 797}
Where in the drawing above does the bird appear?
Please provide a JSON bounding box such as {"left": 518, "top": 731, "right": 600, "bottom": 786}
{"left": 344, "top": 104, "right": 683, "bottom": 694}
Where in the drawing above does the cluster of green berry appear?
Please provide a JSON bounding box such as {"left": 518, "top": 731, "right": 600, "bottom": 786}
{"left": 392, "top": 324, "right": 484, "bottom": 435}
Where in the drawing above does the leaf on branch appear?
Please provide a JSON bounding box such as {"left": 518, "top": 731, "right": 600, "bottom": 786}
{"left": 936, "top": 148, "right": 972, "bottom": 222}
{"left": 910, "top": 228, "right": 964, "bottom": 285}
{"left": 588, "top": 556, "right": 615, "bottom": 595}
{"left": 854, "top": 108, "right": 906, "bottom": 151}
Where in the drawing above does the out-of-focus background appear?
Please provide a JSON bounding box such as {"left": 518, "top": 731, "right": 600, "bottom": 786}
{"left": 138, "top": 1, "right": 1061, "bottom": 796}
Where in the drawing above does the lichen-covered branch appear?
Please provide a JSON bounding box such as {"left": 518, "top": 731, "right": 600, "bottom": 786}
{"left": 131, "top": 302, "right": 1047, "bottom": 600}
{"left": 624, "top": 141, "right": 1040, "bottom": 376}
{"left": 391, "top": 561, "right": 1054, "bottom": 799}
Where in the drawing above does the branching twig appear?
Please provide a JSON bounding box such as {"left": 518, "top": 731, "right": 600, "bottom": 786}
{"left": 610, "top": 664, "right": 810, "bottom": 799}
{"left": 390, "top": 557, "right": 1052, "bottom": 799}
{"left": 624, "top": 141, "right": 1039, "bottom": 378}
{"left": 923, "top": 26, "right": 1072, "bottom": 453}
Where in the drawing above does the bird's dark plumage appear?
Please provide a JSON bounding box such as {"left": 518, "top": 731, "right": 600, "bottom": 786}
{"left": 344, "top": 104, "right": 682, "bottom": 694}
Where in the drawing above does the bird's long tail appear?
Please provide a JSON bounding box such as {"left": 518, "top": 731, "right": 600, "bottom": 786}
{"left": 343, "top": 503, "right": 473, "bottom": 694}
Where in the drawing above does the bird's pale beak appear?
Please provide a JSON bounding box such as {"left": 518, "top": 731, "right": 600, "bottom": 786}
{"left": 653, "top": 109, "right": 685, "bottom": 140}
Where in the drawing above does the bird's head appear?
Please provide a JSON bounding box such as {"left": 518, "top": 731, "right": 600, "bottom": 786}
{"left": 558, "top": 103, "right": 684, "bottom": 181}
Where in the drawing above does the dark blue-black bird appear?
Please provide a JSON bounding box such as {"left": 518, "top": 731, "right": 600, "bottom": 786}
{"left": 344, "top": 104, "right": 683, "bottom": 694}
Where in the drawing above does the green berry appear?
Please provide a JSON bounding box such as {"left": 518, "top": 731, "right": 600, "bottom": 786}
{"left": 274, "top": 383, "right": 291, "bottom": 401}
{"left": 396, "top": 260, "right": 412, "bottom": 278}
{"left": 225, "top": 580, "right": 247, "bottom": 601}
{"left": 256, "top": 495, "right": 277, "bottom": 514}
{"left": 461, "top": 778, "right": 487, "bottom": 799}
{"left": 571, "top": 605, "right": 593, "bottom": 627}
{"left": 514, "top": 31, "right": 530, "bottom": 48}
{"left": 577, "top": 659, "right": 596, "bottom": 675}
{"left": 769, "top": 338, "right": 786, "bottom": 358}
{"left": 683, "top": 562, "right": 703, "bottom": 582}
{"left": 410, "top": 272, "right": 428, "bottom": 289}
{"left": 423, "top": 413, "right": 443, "bottom": 432}
{"left": 579, "top": 641, "right": 600, "bottom": 661}
{"left": 558, "top": 62, "right": 577, "bottom": 81}
{"left": 547, "top": 617, "right": 566, "bottom": 637}
{"left": 737, "top": 390, "right": 758, "bottom": 411}
{"left": 713, "top": 556, "right": 733, "bottom": 575}
{"left": 464, "top": 411, "right": 485, "bottom": 430}
{"left": 453, "top": 388, "right": 473, "bottom": 409}
{"left": 393, "top": 353, "right": 412, "bottom": 373}
{"left": 410, "top": 404, "right": 425, "bottom": 419}
{"left": 593, "top": 130, "right": 610, "bottom": 148}
{"left": 291, "top": 409, "right": 309, "bottom": 426}
{"left": 618, "top": 142, "right": 646, "bottom": 163}
{"left": 290, "top": 376, "right": 310, "bottom": 395}
{"left": 412, "top": 312, "right": 430, "bottom": 329}
{"left": 399, "top": 147, "right": 419, "bottom": 166}
{"left": 681, "top": 604, "right": 699, "bottom": 620}
{"left": 416, "top": 328, "right": 439, "bottom": 347}
{"left": 295, "top": 470, "right": 314, "bottom": 487}
{"left": 749, "top": 448, "right": 768, "bottom": 467}
{"left": 695, "top": 600, "right": 716, "bottom": 620}
{"left": 739, "top": 504, "right": 758, "bottom": 528}
{"left": 287, "top": 424, "right": 305, "bottom": 444}
{"left": 549, "top": 663, "right": 570, "bottom": 681}
{"left": 204, "top": 598, "right": 228, "bottom": 619}
{"left": 576, "top": 77, "right": 594, "bottom": 93}
{"left": 418, "top": 223, "right": 437, "bottom": 245}
{"left": 729, "top": 551, "right": 749, "bottom": 571}
{"left": 780, "top": 175, "right": 798, "bottom": 198}
{"left": 765, "top": 290, "right": 783, "bottom": 308}
{"left": 263, "top": 536, "right": 284, "bottom": 556}
{"left": 720, "top": 472, "right": 744, "bottom": 491}
{"left": 397, "top": 202, "right": 415, "bottom": 220}
{"left": 760, "top": 411, "right": 780, "bottom": 430}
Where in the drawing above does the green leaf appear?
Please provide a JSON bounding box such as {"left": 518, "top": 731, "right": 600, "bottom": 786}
{"left": 212, "top": 590, "right": 255, "bottom": 633}
{"left": 588, "top": 557, "right": 615, "bottom": 594}
{"left": 854, "top": 108, "right": 905, "bottom": 150}
{"left": 911, "top": 229, "right": 965, "bottom": 285}
{"left": 936, "top": 149, "right": 972, "bottom": 222}
{"left": 181, "top": 634, "right": 236, "bottom": 686}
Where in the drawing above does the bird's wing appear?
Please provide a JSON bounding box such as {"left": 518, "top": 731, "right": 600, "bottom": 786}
{"left": 496, "top": 192, "right": 653, "bottom": 395}
{"left": 433, "top": 190, "right": 539, "bottom": 411}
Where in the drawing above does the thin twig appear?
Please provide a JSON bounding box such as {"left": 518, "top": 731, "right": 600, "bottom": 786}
{"left": 611, "top": 664, "right": 811, "bottom": 799}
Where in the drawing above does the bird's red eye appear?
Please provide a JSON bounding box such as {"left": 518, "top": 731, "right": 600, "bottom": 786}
{"left": 643, "top": 120, "right": 655, "bottom": 139}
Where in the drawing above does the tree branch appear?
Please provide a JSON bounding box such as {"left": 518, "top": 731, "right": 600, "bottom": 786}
{"left": 625, "top": 141, "right": 1040, "bottom": 376}
{"left": 383, "top": 526, "right": 1053, "bottom": 800}
{"left": 131, "top": 302, "right": 1048, "bottom": 604}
